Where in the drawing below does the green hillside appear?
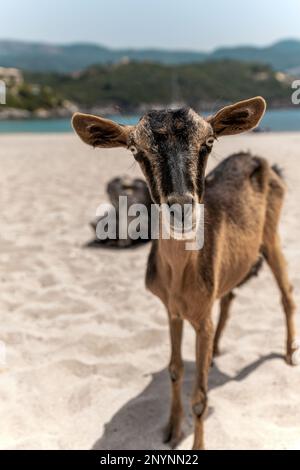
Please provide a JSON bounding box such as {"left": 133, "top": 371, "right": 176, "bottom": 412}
{"left": 25, "top": 60, "right": 291, "bottom": 111}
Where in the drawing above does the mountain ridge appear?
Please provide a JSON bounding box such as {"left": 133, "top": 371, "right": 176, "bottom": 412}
{"left": 0, "top": 38, "right": 299, "bottom": 73}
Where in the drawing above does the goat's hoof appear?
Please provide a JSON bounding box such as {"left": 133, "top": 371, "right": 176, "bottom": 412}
{"left": 192, "top": 442, "right": 205, "bottom": 450}
{"left": 286, "top": 340, "right": 300, "bottom": 366}
{"left": 163, "top": 423, "right": 184, "bottom": 449}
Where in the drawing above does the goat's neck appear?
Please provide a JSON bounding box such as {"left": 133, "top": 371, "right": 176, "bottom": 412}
{"left": 158, "top": 236, "right": 199, "bottom": 272}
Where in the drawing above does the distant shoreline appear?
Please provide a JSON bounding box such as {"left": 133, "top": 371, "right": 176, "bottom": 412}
{"left": 1, "top": 108, "right": 300, "bottom": 133}
{"left": 0, "top": 103, "right": 299, "bottom": 122}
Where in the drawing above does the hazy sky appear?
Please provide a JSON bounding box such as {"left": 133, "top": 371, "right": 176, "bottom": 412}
{"left": 1, "top": 0, "right": 300, "bottom": 50}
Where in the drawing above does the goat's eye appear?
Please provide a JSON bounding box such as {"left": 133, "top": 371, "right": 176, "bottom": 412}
{"left": 129, "top": 145, "right": 138, "bottom": 155}
{"left": 206, "top": 137, "right": 215, "bottom": 147}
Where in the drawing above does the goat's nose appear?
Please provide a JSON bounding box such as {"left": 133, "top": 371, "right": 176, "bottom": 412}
{"left": 166, "top": 194, "right": 194, "bottom": 208}
{"left": 165, "top": 195, "right": 194, "bottom": 227}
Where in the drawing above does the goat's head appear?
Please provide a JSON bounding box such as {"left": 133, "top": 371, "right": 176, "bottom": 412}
{"left": 72, "top": 97, "right": 266, "bottom": 229}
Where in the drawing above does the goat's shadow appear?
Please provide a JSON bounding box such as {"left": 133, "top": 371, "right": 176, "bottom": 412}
{"left": 92, "top": 352, "right": 282, "bottom": 450}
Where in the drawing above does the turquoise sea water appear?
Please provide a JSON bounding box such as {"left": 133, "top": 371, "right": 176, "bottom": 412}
{"left": 0, "top": 109, "right": 300, "bottom": 133}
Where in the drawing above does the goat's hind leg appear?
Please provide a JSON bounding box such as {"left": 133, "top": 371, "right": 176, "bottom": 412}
{"left": 213, "top": 291, "right": 236, "bottom": 357}
{"left": 263, "top": 236, "right": 299, "bottom": 365}
{"left": 163, "top": 315, "right": 184, "bottom": 448}
{"left": 263, "top": 169, "right": 298, "bottom": 365}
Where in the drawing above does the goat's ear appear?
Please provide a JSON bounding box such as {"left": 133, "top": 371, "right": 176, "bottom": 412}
{"left": 207, "top": 97, "right": 266, "bottom": 136}
{"left": 72, "top": 113, "right": 133, "bottom": 148}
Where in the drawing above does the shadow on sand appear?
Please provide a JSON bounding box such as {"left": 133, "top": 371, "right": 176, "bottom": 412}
{"left": 84, "top": 238, "right": 150, "bottom": 250}
{"left": 92, "top": 352, "right": 282, "bottom": 450}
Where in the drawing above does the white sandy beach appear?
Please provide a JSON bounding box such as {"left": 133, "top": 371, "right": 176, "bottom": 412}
{"left": 0, "top": 131, "right": 299, "bottom": 450}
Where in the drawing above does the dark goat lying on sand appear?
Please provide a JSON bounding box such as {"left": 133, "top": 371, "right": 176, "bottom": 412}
{"left": 87, "top": 176, "right": 152, "bottom": 248}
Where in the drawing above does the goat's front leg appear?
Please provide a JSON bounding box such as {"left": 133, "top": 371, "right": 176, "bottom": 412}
{"left": 163, "top": 315, "right": 184, "bottom": 448}
{"left": 192, "top": 316, "right": 214, "bottom": 450}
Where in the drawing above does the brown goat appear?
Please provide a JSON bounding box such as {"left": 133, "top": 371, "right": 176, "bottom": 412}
{"left": 72, "top": 97, "right": 298, "bottom": 450}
